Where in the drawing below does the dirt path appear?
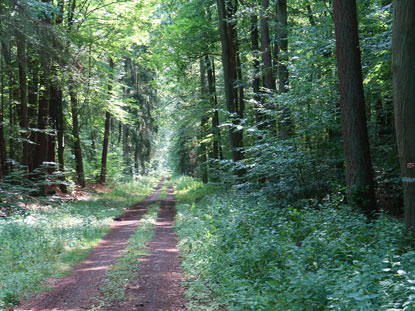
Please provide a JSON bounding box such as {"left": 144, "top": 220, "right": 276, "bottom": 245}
{"left": 111, "top": 182, "right": 187, "bottom": 311}
{"left": 16, "top": 179, "right": 165, "bottom": 311}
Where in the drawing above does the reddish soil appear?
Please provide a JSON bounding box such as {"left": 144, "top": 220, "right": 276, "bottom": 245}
{"left": 16, "top": 179, "right": 175, "bottom": 311}
{"left": 111, "top": 183, "right": 187, "bottom": 311}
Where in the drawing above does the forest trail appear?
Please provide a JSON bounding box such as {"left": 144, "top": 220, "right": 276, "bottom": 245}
{"left": 16, "top": 178, "right": 186, "bottom": 311}
{"left": 111, "top": 182, "right": 187, "bottom": 311}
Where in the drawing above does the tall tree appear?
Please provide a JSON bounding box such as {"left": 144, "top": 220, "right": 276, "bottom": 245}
{"left": 33, "top": 62, "right": 50, "bottom": 172}
{"left": 55, "top": 0, "right": 67, "bottom": 192}
{"left": 99, "top": 57, "right": 114, "bottom": 184}
{"left": 251, "top": 10, "right": 264, "bottom": 130}
{"left": 70, "top": 86, "right": 86, "bottom": 187}
{"left": 332, "top": 0, "right": 377, "bottom": 216}
{"left": 0, "top": 53, "right": 6, "bottom": 178}
{"left": 206, "top": 55, "right": 222, "bottom": 161}
{"left": 393, "top": 0, "right": 415, "bottom": 232}
{"left": 199, "top": 57, "right": 209, "bottom": 183}
{"left": 276, "top": 0, "right": 291, "bottom": 138}
{"left": 276, "top": 0, "right": 288, "bottom": 93}
{"left": 217, "top": 0, "right": 244, "bottom": 175}
{"left": 260, "top": 0, "right": 275, "bottom": 91}
{"left": 16, "top": 26, "right": 30, "bottom": 170}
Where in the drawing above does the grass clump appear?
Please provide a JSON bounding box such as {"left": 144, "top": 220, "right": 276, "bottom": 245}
{"left": 175, "top": 178, "right": 415, "bottom": 311}
{"left": 0, "top": 176, "right": 159, "bottom": 309}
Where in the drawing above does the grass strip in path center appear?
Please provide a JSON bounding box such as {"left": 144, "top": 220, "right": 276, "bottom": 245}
{"left": 111, "top": 183, "right": 187, "bottom": 311}
{"left": 91, "top": 202, "right": 160, "bottom": 310}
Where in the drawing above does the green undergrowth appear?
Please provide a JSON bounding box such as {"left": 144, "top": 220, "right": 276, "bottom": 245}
{"left": 0, "top": 176, "right": 159, "bottom": 309}
{"left": 175, "top": 177, "right": 415, "bottom": 311}
{"left": 173, "top": 175, "right": 216, "bottom": 203}
{"left": 92, "top": 202, "right": 160, "bottom": 310}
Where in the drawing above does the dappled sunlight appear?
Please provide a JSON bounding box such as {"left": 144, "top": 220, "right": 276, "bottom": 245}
{"left": 77, "top": 265, "right": 108, "bottom": 272}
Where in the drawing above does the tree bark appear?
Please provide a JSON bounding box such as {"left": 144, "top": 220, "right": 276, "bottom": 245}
{"left": 70, "top": 86, "right": 85, "bottom": 187}
{"left": 99, "top": 111, "right": 111, "bottom": 183}
{"left": 206, "top": 56, "right": 221, "bottom": 161}
{"left": 276, "top": 0, "right": 291, "bottom": 138}
{"left": 333, "top": 0, "right": 377, "bottom": 216}
{"left": 56, "top": 87, "right": 67, "bottom": 192}
{"left": 48, "top": 79, "right": 57, "bottom": 174}
{"left": 251, "top": 13, "right": 264, "bottom": 129}
{"left": 0, "top": 53, "right": 7, "bottom": 178}
{"left": 276, "top": 0, "right": 289, "bottom": 93}
{"left": 217, "top": 0, "right": 244, "bottom": 175}
{"left": 122, "top": 125, "right": 131, "bottom": 174}
{"left": 2, "top": 42, "right": 17, "bottom": 170}
{"left": 99, "top": 57, "right": 114, "bottom": 184}
{"left": 27, "top": 55, "right": 39, "bottom": 172}
{"left": 260, "top": 0, "right": 276, "bottom": 91}
{"left": 16, "top": 29, "right": 30, "bottom": 170}
{"left": 392, "top": 0, "right": 415, "bottom": 232}
{"left": 33, "top": 65, "right": 50, "bottom": 173}
{"left": 199, "top": 58, "right": 209, "bottom": 183}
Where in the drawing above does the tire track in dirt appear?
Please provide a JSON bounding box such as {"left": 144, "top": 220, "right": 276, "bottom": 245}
{"left": 111, "top": 182, "right": 187, "bottom": 311}
{"left": 16, "top": 179, "right": 165, "bottom": 311}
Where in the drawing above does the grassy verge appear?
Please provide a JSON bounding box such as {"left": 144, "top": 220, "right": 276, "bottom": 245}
{"left": 92, "top": 203, "right": 160, "bottom": 310}
{"left": 173, "top": 176, "right": 215, "bottom": 203}
{"left": 174, "top": 176, "right": 415, "bottom": 311}
{"left": 0, "top": 176, "right": 158, "bottom": 309}
{"left": 172, "top": 176, "right": 222, "bottom": 311}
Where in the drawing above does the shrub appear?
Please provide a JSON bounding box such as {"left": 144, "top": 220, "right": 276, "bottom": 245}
{"left": 176, "top": 185, "right": 414, "bottom": 311}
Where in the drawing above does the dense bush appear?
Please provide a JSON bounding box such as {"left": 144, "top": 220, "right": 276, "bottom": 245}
{"left": 176, "top": 186, "right": 415, "bottom": 311}
{"left": 241, "top": 136, "right": 344, "bottom": 202}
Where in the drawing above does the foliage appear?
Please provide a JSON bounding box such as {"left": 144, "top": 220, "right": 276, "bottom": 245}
{"left": 173, "top": 175, "right": 216, "bottom": 203}
{"left": 241, "top": 135, "right": 343, "bottom": 202}
{"left": 0, "top": 177, "right": 157, "bottom": 308}
{"left": 176, "top": 180, "right": 415, "bottom": 311}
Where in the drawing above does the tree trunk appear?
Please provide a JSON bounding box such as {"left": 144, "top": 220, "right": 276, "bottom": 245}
{"left": 276, "top": 0, "right": 291, "bottom": 138}
{"left": 33, "top": 66, "right": 50, "bottom": 172}
{"left": 217, "top": 0, "right": 244, "bottom": 175}
{"left": 0, "top": 53, "right": 7, "bottom": 178}
{"left": 206, "top": 56, "right": 221, "bottom": 161}
{"left": 2, "top": 42, "right": 17, "bottom": 171}
{"left": 134, "top": 139, "right": 140, "bottom": 176}
{"left": 48, "top": 80, "right": 58, "bottom": 174}
{"left": 333, "top": 0, "right": 377, "bottom": 216}
{"left": 27, "top": 55, "right": 39, "bottom": 172}
{"left": 392, "top": 0, "right": 415, "bottom": 232}
{"left": 123, "top": 125, "right": 130, "bottom": 174}
{"left": 99, "top": 111, "right": 111, "bottom": 183}
{"left": 260, "top": 0, "right": 276, "bottom": 91}
{"left": 199, "top": 58, "right": 209, "bottom": 183}
{"left": 56, "top": 88, "right": 67, "bottom": 192}
{"left": 251, "top": 13, "right": 264, "bottom": 130}
{"left": 70, "top": 86, "right": 85, "bottom": 187}
{"left": 99, "top": 58, "right": 114, "bottom": 184}
{"left": 16, "top": 29, "right": 30, "bottom": 170}
{"left": 276, "top": 0, "right": 289, "bottom": 93}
